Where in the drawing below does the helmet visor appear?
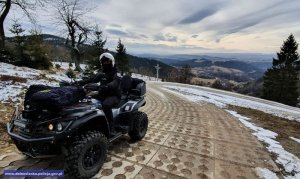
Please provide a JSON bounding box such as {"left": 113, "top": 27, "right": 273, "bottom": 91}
{"left": 101, "top": 56, "right": 112, "bottom": 65}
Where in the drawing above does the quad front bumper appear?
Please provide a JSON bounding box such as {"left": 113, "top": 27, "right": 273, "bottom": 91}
{"left": 7, "top": 123, "right": 63, "bottom": 158}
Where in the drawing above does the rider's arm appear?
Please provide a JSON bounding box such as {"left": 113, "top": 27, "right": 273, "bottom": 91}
{"left": 99, "top": 75, "right": 120, "bottom": 95}
{"left": 106, "top": 76, "right": 120, "bottom": 90}
{"left": 77, "top": 72, "right": 106, "bottom": 86}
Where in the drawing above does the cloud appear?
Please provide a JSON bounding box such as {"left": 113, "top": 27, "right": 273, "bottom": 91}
{"left": 105, "top": 26, "right": 145, "bottom": 40}
{"left": 126, "top": 42, "right": 210, "bottom": 55}
{"left": 139, "top": 34, "right": 149, "bottom": 39}
{"left": 6, "top": 0, "right": 300, "bottom": 54}
{"left": 106, "top": 29, "right": 128, "bottom": 36}
{"left": 109, "top": 24, "right": 122, "bottom": 28}
{"left": 178, "top": 9, "right": 218, "bottom": 24}
{"left": 203, "top": 0, "right": 300, "bottom": 38}
{"left": 153, "top": 33, "right": 177, "bottom": 42}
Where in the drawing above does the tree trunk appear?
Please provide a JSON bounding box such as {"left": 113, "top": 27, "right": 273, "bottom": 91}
{"left": 69, "top": 29, "right": 82, "bottom": 71}
{"left": 73, "top": 48, "right": 82, "bottom": 71}
{"left": 0, "top": 0, "right": 11, "bottom": 49}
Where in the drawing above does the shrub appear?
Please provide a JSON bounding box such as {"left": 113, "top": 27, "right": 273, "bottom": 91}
{"left": 66, "top": 68, "right": 76, "bottom": 79}
{"left": 55, "top": 64, "right": 61, "bottom": 69}
{"left": 211, "top": 80, "right": 223, "bottom": 89}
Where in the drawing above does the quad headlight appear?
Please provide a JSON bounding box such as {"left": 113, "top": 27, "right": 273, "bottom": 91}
{"left": 48, "top": 124, "right": 54, "bottom": 131}
{"left": 48, "top": 122, "right": 69, "bottom": 132}
{"left": 57, "top": 123, "right": 63, "bottom": 131}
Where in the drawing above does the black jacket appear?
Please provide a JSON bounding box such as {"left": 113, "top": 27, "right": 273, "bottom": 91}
{"left": 79, "top": 68, "right": 121, "bottom": 98}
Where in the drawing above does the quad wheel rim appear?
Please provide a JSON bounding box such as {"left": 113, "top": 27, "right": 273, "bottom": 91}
{"left": 82, "top": 144, "right": 102, "bottom": 170}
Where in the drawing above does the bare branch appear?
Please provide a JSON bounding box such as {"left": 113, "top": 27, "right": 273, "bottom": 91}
{"left": 71, "top": 0, "right": 78, "bottom": 20}
{"left": 0, "top": 5, "right": 5, "bottom": 13}
{"left": 10, "top": 0, "right": 40, "bottom": 24}
{"left": 50, "top": 0, "right": 93, "bottom": 71}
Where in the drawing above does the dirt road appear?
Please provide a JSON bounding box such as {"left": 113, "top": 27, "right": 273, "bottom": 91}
{"left": 0, "top": 82, "right": 279, "bottom": 178}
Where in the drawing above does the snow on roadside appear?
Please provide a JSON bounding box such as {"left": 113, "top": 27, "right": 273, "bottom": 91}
{"left": 131, "top": 73, "right": 161, "bottom": 82}
{"left": 162, "top": 86, "right": 224, "bottom": 107}
{"left": 256, "top": 168, "right": 279, "bottom": 179}
{"left": 227, "top": 110, "right": 300, "bottom": 178}
{"left": 162, "top": 85, "right": 300, "bottom": 178}
{"left": 290, "top": 137, "right": 300, "bottom": 144}
{"left": 163, "top": 85, "right": 300, "bottom": 122}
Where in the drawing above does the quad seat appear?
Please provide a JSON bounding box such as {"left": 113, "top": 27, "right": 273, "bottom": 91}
{"left": 120, "top": 75, "right": 146, "bottom": 98}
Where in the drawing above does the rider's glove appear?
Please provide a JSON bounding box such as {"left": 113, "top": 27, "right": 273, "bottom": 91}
{"left": 75, "top": 80, "right": 85, "bottom": 86}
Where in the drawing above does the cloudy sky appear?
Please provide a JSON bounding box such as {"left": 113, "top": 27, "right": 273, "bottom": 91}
{"left": 6, "top": 0, "right": 300, "bottom": 55}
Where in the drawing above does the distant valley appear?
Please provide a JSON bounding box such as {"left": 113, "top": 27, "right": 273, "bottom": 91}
{"left": 7, "top": 34, "right": 273, "bottom": 83}
{"left": 139, "top": 53, "right": 274, "bottom": 82}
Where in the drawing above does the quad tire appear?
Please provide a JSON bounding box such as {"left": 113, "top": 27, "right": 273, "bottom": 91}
{"left": 129, "top": 111, "right": 148, "bottom": 140}
{"left": 65, "top": 131, "right": 108, "bottom": 179}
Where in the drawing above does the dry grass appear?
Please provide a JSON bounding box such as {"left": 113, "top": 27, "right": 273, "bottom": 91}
{"left": 0, "top": 75, "right": 27, "bottom": 83}
{"left": 227, "top": 105, "right": 300, "bottom": 158}
{"left": 0, "top": 103, "right": 15, "bottom": 143}
{"left": 191, "top": 77, "right": 216, "bottom": 86}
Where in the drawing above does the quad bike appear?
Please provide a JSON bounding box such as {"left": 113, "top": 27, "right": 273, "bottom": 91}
{"left": 7, "top": 75, "right": 148, "bottom": 178}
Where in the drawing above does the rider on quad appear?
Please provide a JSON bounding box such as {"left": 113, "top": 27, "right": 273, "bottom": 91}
{"left": 78, "top": 52, "right": 121, "bottom": 135}
{"left": 7, "top": 52, "right": 148, "bottom": 179}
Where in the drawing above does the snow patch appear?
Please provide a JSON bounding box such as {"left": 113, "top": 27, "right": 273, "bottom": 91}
{"left": 47, "top": 73, "right": 70, "bottom": 82}
{"left": 0, "top": 63, "right": 40, "bottom": 78}
{"left": 0, "top": 82, "right": 23, "bottom": 102}
{"left": 0, "top": 62, "right": 71, "bottom": 103}
{"left": 131, "top": 73, "right": 161, "bottom": 82}
{"left": 290, "top": 137, "right": 300, "bottom": 144}
{"left": 162, "top": 86, "right": 211, "bottom": 106}
{"left": 256, "top": 168, "right": 279, "bottom": 179}
{"left": 53, "top": 62, "right": 87, "bottom": 70}
{"left": 284, "top": 173, "right": 300, "bottom": 179}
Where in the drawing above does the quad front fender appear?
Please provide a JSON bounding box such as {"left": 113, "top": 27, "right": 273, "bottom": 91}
{"left": 67, "top": 110, "right": 110, "bottom": 138}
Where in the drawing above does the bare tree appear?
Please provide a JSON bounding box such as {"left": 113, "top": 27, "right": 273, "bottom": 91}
{"left": 179, "top": 64, "right": 193, "bottom": 84}
{"left": 52, "top": 0, "right": 90, "bottom": 71}
{"left": 0, "top": 0, "right": 45, "bottom": 49}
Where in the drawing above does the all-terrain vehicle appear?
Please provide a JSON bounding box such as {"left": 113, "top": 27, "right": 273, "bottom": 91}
{"left": 7, "top": 75, "right": 148, "bottom": 178}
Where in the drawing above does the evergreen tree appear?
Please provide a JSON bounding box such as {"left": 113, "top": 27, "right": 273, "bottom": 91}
{"left": 273, "top": 35, "right": 300, "bottom": 69}
{"left": 93, "top": 27, "right": 107, "bottom": 55}
{"left": 86, "top": 26, "right": 107, "bottom": 71}
{"left": 9, "top": 21, "right": 26, "bottom": 59}
{"left": 115, "top": 38, "right": 128, "bottom": 76}
{"left": 263, "top": 34, "right": 300, "bottom": 106}
{"left": 26, "top": 29, "right": 52, "bottom": 69}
